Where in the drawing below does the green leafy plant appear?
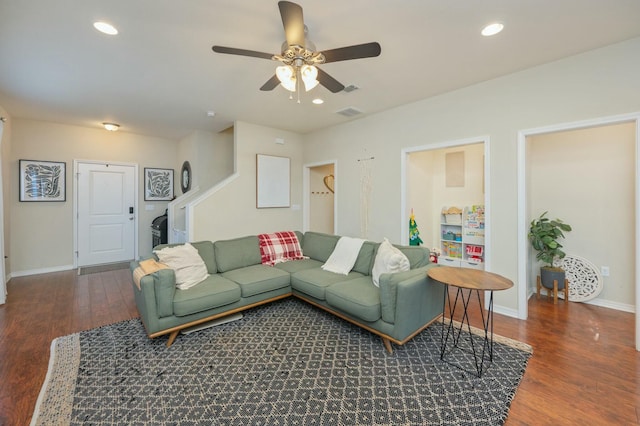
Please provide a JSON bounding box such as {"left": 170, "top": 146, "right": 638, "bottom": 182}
{"left": 528, "top": 212, "right": 572, "bottom": 267}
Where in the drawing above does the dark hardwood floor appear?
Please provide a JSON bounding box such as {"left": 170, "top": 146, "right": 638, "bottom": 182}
{"left": 0, "top": 269, "right": 638, "bottom": 425}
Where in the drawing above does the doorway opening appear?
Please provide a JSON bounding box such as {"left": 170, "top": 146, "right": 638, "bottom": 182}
{"left": 304, "top": 161, "right": 337, "bottom": 234}
{"left": 517, "top": 112, "right": 640, "bottom": 350}
{"left": 401, "top": 136, "right": 490, "bottom": 291}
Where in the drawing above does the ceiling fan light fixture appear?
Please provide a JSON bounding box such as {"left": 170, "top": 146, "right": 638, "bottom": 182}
{"left": 301, "top": 65, "right": 319, "bottom": 91}
{"left": 276, "top": 65, "right": 297, "bottom": 91}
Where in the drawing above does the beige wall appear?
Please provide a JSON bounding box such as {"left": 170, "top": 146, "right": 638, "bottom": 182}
{"left": 9, "top": 119, "right": 179, "bottom": 274}
{"left": 191, "top": 121, "right": 303, "bottom": 242}
{"left": 408, "top": 143, "right": 484, "bottom": 250}
{"left": 177, "top": 129, "right": 234, "bottom": 194}
{"left": 303, "top": 37, "right": 640, "bottom": 312}
{"left": 528, "top": 122, "right": 635, "bottom": 308}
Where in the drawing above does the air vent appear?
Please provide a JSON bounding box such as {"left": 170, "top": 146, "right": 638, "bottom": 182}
{"left": 335, "top": 107, "right": 363, "bottom": 117}
{"left": 343, "top": 84, "right": 360, "bottom": 93}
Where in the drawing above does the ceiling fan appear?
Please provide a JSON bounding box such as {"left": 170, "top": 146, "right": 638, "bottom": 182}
{"left": 212, "top": 1, "right": 381, "bottom": 94}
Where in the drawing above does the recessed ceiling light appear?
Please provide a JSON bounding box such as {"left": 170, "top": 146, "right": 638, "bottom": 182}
{"left": 102, "top": 122, "right": 120, "bottom": 131}
{"left": 481, "top": 22, "right": 504, "bottom": 37}
{"left": 93, "top": 21, "right": 118, "bottom": 35}
{"left": 312, "top": 98, "right": 324, "bottom": 105}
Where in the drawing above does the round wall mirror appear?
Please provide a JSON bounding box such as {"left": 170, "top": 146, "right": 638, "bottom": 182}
{"left": 181, "top": 161, "right": 191, "bottom": 193}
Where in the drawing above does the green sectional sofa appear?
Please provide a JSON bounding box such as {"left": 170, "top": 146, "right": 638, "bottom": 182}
{"left": 130, "top": 231, "right": 445, "bottom": 353}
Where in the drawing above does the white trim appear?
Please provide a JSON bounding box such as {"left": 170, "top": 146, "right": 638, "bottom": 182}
{"left": 73, "top": 159, "right": 139, "bottom": 268}
{"left": 0, "top": 121, "right": 6, "bottom": 304}
{"left": 636, "top": 116, "right": 640, "bottom": 351}
{"left": 401, "top": 137, "right": 502, "bottom": 314}
{"left": 167, "top": 185, "right": 200, "bottom": 244}
{"left": 586, "top": 298, "right": 635, "bottom": 314}
{"left": 10, "top": 264, "right": 75, "bottom": 278}
{"left": 516, "top": 111, "right": 640, "bottom": 350}
{"left": 303, "top": 159, "right": 338, "bottom": 234}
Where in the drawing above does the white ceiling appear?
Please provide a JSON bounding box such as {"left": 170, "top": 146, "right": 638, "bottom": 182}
{"left": 1, "top": 0, "right": 640, "bottom": 140}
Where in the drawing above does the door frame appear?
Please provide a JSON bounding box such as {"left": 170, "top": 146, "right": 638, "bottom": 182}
{"left": 517, "top": 111, "right": 640, "bottom": 350}
{"left": 0, "top": 120, "right": 5, "bottom": 304}
{"left": 73, "top": 159, "right": 139, "bottom": 268}
{"left": 303, "top": 160, "right": 338, "bottom": 234}
{"left": 400, "top": 136, "right": 493, "bottom": 309}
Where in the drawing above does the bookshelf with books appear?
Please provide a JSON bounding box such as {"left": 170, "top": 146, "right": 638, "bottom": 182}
{"left": 440, "top": 205, "right": 485, "bottom": 270}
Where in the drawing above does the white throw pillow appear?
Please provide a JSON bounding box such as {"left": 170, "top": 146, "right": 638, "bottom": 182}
{"left": 322, "top": 236, "right": 366, "bottom": 275}
{"left": 372, "top": 238, "right": 410, "bottom": 287}
{"left": 154, "top": 243, "right": 209, "bottom": 290}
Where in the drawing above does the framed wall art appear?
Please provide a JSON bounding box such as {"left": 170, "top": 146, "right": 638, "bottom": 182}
{"left": 19, "top": 159, "right": 66, "bottom": 202}
{"left": 144, "top": 167, "right": 174, "bottom": 201}
{"left": 256, "top": 154, "right": 290, "bottom": 208}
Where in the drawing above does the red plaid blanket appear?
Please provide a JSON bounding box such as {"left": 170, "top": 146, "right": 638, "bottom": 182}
{"left": 258, "top": 231, "right": 306, "bottom": 266}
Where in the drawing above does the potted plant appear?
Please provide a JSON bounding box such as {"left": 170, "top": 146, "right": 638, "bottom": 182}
{"left": 528, "top": 212, "right": 572, "bottom": 290}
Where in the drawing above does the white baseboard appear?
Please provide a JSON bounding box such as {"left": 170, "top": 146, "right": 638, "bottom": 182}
{"left": 584, "top": 298, "right": 635, "bottom": 313}
{"left": 493, "top": 304, "right": 519, "bottom": 319}
{"left": 526, "top": 287, "right": 635, "bottom": 313}
{"left": 9, "top": 264, "right": 75, "bottom": 279}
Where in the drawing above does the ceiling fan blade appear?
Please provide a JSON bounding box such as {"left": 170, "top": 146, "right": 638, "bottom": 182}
{"left": 212, "top": 45, "right": 274, "bottom": 60}
{"left": 316, "top": 68, "right": 345, "bottom": 93}
{"left": 321, "top": 42, "right": 381, "bottom": 63}
{"left": 278, "top": 1, "right": 305, "bottom": 48}
{"left": 260, "top": 75, "right": 281, "bottom": 91}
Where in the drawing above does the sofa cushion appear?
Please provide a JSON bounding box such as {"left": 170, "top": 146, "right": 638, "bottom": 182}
{"left": 190, "top": 241, "right": 217, "bottom": 274}
{"left": 214, "top": 236, "right": 261, "bottom": 272}
{"left": 372, "top": 238, "right": 410, "bottom": 287}
{"left": 291, "top": 268, "right": 363, "bottom": 300}
{"left": 325, "top": 277, "right": 382, "bottom": 323}
{"left": 221, "top": 264, "right": 291, "bottom": 297}
{"left": 352, "top": 241, "right": 377, "bottom": 275}
{"left": 301, "top": 232, "right": 339, "bottom": 262}
{"left": 154, "top": 243, "right": 209, "bottom": 290}
{"left": 153, "top": 241, "right": 217, "bottom": 274}
{"left": 173, "top": 274, "right": 241, "bottom": 317}
{"left": 396, "top": 245, "right": 431, "bottom": 269}
{"left": 274, "top": 258, "right": 323, "bottom": 274}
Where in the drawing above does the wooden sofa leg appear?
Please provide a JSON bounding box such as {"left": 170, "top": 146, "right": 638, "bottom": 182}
{"left": 166, "top": 330, "right": 180, "bottom": 347}
{"left": 382, "top": 337, "right": 393, "bottom": 354}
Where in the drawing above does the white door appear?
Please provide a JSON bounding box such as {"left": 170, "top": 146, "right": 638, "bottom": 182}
{"left": 76, "top": 162, "right": 136, "bottom": 267}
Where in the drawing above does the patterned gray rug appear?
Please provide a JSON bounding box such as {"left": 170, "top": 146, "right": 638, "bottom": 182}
{"left": 32, "top": 298, "right": 532, "bottom": 425}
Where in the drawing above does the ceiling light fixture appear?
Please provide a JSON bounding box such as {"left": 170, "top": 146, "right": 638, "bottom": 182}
{"left": 481, "top": 22, "right": 504, "bottom": 37}
{"left": 276, "top": 61, "right": 320, "bottom": 94}
{"left": 102, "top": 122, "right": 120, "bottom": 131}
{"left": 312, "top": 98, "right": 324, "bottom": 105}
{"left": 93, "top": 21, "right": 118, "bottom": 35}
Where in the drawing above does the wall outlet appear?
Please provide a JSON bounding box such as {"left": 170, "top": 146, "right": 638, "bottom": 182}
{"left": 601, "top": 266, "right": 610, "bottom": 276}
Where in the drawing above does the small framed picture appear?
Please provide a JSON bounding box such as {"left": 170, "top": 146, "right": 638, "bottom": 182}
{"left": 144, "top": 168, "right": 174, "bottom": 201}
{"left": 19, "top": 159, "right": 66, "bottom": 202}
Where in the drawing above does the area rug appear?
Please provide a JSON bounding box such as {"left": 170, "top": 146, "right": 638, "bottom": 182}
{"left": 32, "top": 298, "right": 532, "bottom": 425}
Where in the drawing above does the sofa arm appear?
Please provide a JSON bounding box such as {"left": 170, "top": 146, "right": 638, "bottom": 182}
{"left": 379, "top": 266, "right": 428, "bottom": 323}
{"left": 131, "top": 261, "right": 176, "bottom": 319}
{"left": 151, "top": 269, "right": 177, "bottom": 317}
